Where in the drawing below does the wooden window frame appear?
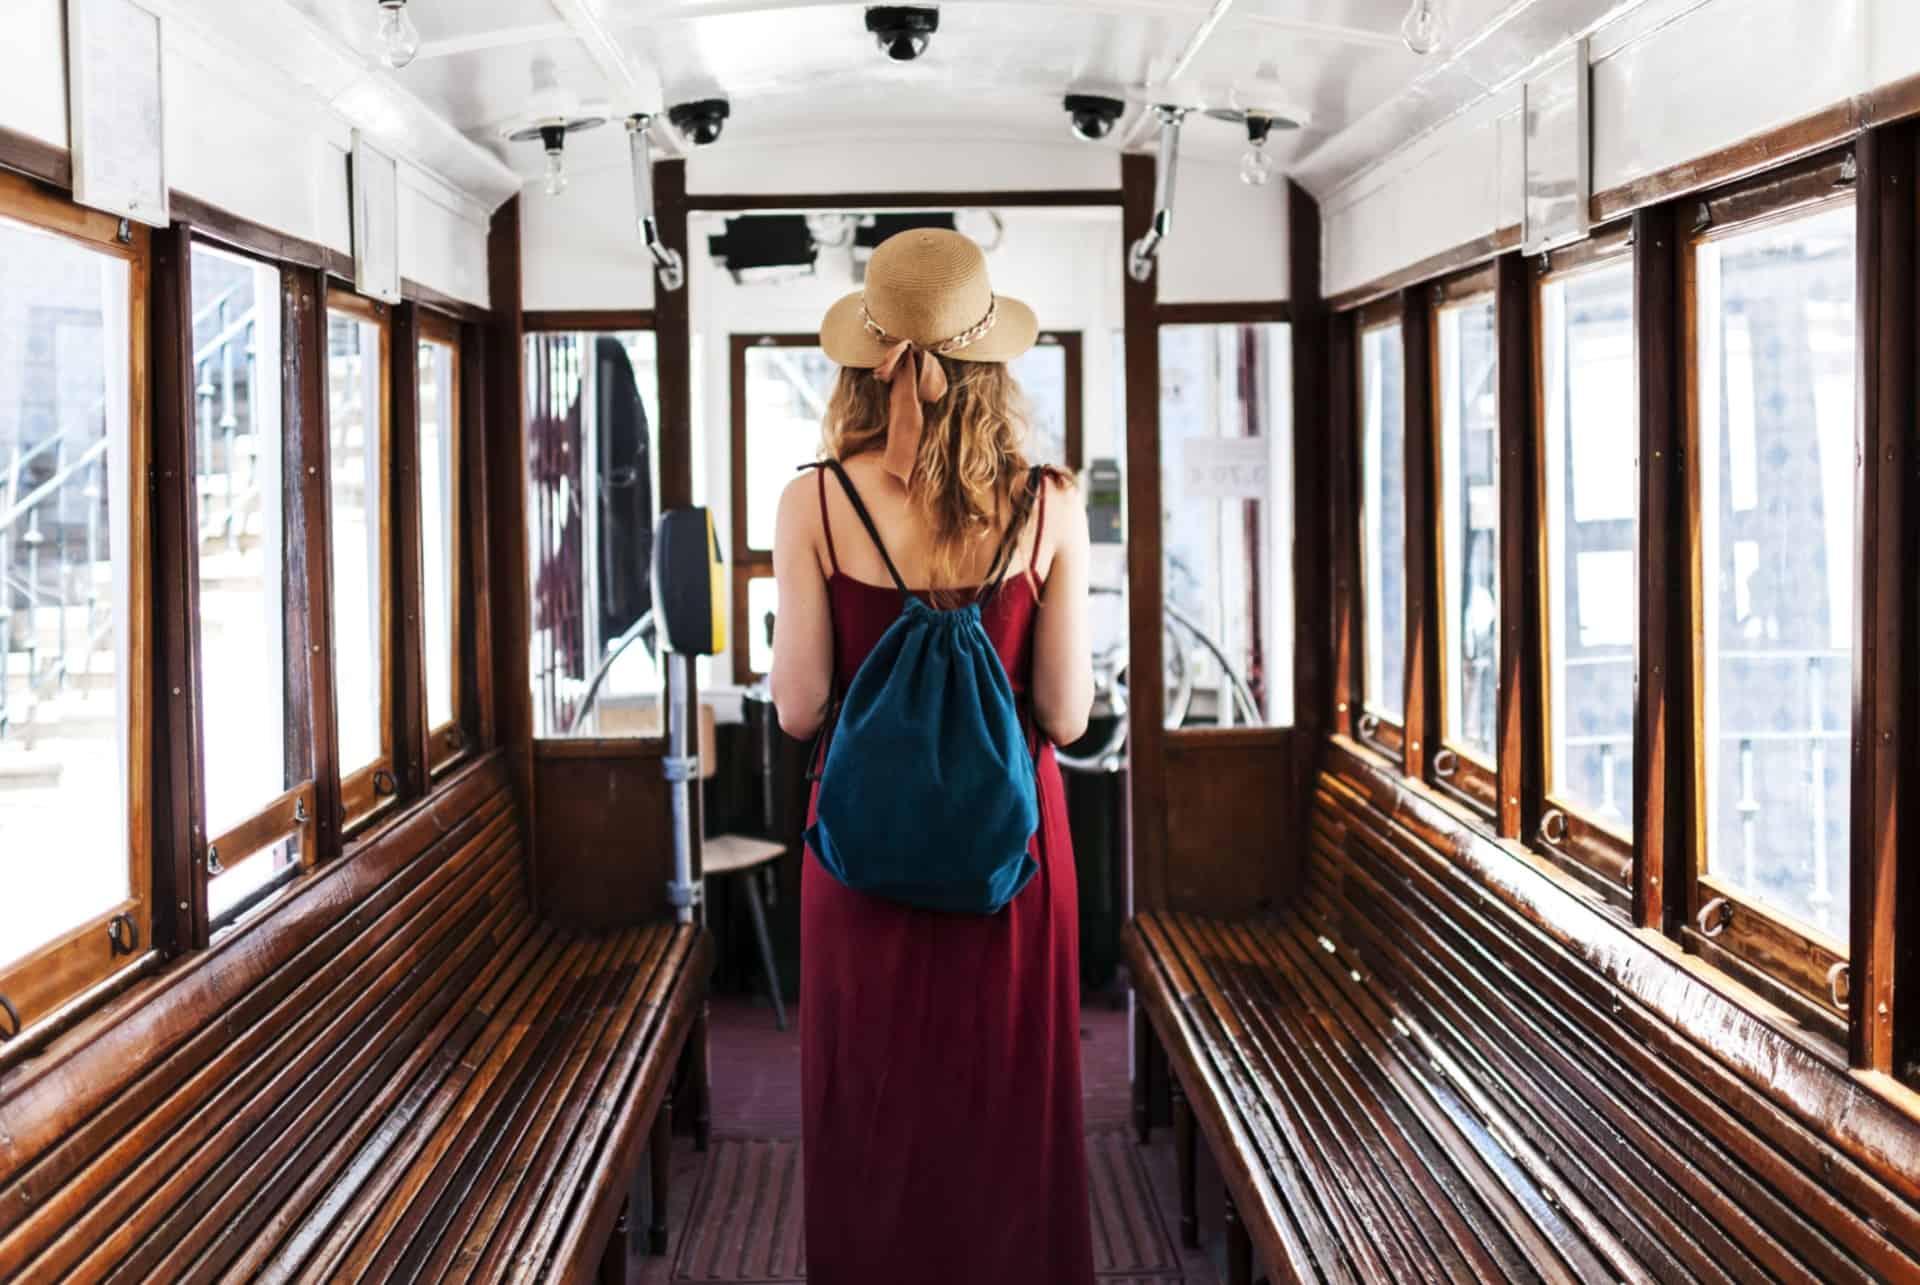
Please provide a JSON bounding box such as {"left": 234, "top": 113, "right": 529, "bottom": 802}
{"left": 416, "top": 309, "right": 466, "bottom": 775}
{"left": 1028, "top": 329, "right": 1085, "bottom": 472}
{"left": 322, "top": 288, "right": 397, "bottom": 830}
{"left": 182, "top": 236, "right": 329, "bottom": 921}
{"left": 729, "top": 333, "right": 823, "bottom": 685}
{"left": 1529, "top": 229, "right": 1638, "bottom": 906}
{"left": 1352, "top": 294, "right": 1408, "bottom": 762}
{"left": 1678, "top": 148, "right": 1858, "bottom": 1038}
{"left": 0, "top": 172, "right": 154, "bottom": 1038}
{"left": 1424, "top": 262, "right": 1501, "bottom": 818}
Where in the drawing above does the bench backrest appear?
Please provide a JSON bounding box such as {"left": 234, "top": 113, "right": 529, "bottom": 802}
{"left": 1309, "top": 744, "right": 1920, "bottom": 1283}
{"left": 0, "top": 754, "right": 524, "bottom": 1277}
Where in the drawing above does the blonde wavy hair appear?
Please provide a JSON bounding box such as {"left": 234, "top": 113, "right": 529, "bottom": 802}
{"left": 820, "top": 360, "right": 1054, "bottom": 603}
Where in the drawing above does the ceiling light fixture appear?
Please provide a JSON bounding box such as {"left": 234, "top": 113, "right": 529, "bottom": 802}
{"left": 505, "top": 107, "right": 607, "bottom": 199}
{"left": 1239, "top": 114, "right": 1275, "bottom": 187}
{"left": 373, "top": 0, "right": 420, "bottom": 69}
{"left": 1401, "top": 0, "right": 1447, "bottom": 55}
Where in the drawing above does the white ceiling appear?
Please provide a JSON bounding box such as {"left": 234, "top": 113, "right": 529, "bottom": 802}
{"left": 302, "top": 0, "right": 1644, "bottom": 195}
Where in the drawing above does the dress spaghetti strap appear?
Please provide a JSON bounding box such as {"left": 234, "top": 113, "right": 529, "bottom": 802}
{"left": 815, "top": 463, "right": 840, "bottom": 575}
{"left": 819, "top": 460, "right": 911, "bottom": 594}
{"left": 1027, "top": 470, "right": 1049, "bottom": 593}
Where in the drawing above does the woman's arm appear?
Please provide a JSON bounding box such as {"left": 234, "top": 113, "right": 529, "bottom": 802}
{"left": 1030, "top": 477, "right": 1094, "bottom": 746}
{"left": 769, "top": 472, "right": 835, "bottom": 740}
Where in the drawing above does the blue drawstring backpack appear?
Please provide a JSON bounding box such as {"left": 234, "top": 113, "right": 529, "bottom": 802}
{"left": 803, "top": 460, "right": 1044, "bottom": 915}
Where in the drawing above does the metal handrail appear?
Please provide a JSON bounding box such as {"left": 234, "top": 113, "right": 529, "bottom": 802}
{"left": 0, "top": 436, "right": 108, "bottom": 537}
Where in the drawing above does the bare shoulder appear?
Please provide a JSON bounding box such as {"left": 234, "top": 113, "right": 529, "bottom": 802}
{"left": 1039, "top": 469, "right": 1088, "bottom": 543}
{"left": 776, "top": 467, "right": 822, "bottom": 544}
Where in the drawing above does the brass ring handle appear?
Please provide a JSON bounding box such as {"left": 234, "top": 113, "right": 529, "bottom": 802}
{"left": 1539, "top": 809, "right": 1567, "bottom": 846}
{"left": 0, "top": 994, "right": 19, "bottom": 1042}
{"left": 1432, "top": 748, "right": 1459, "bottom": 779}
{"left": 1357, "top": 713, "right": 1380, "bottom": 741}
{"left": 107, "top": 912, "right": 141, "bottom": 956}
{"left": 1827, "top": 961, "right": 1850, "bottom": 1011}
{"left": 1697, "top": 896, "right": 1732, "bottom": 939}
{"left": 373, "top": 769, "right": 398, "bottom": 798}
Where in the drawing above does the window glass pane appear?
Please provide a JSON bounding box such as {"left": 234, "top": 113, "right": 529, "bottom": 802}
{"left": 1158, "top": 323, "right": 1292, "bottom": 728}
{"left": 747, "top": 576, "right": 777, "bottom": 677}
{"left": 0, "top": 217, "right": 133, "bottom": 971}
{"left": 526, "top": 331, "right": 664, "bottom": 738}
{"left": 1010, "top": 339, "right": 1069, "bottom": 468}
{"left": 1360, "top": 324, "right": 1406, "bottom": 723}
{"left": 1437, "top": 296, "right": 1499, "bottom": 762}
{"left": 327, "top": 310, "right": 386, "bottom": 774}
{"left": 1542, "top": 262, "right": 1635, "bottom": 827}
{"left": 1696, "top": 203, "right": 1854, "bottom": 940}
{"left": 743, "top": 343, "right": 835, "bottom": 551}
{"left": 192, "top": 244, "right": 297, "bottom": 879}
{"left": 418, "top": 338, "right": 456, "bottom": 731}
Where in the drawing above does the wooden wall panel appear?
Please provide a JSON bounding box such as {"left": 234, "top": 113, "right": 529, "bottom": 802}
{"left": 531, "top": 742, "right": 675, "bottom": 925}
{"left": 1163, "top": 736, "right": 1299, "bottom": 916}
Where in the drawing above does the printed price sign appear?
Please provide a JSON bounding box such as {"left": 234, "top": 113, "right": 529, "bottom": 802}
{"left": 1182, "top": 437, "right": 1270, "bottom": 501}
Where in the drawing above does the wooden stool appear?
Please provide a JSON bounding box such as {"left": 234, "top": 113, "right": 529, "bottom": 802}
{"left": 700, "top": 704, "right": 789, "bottom": 1030}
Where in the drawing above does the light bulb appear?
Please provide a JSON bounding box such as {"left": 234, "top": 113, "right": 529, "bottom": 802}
{"left": 543, "top": 147, "right": 568, "bottom": 197}
{"left": 1401, "top": 0, "right": 1446, "bottom": 55}
{"left": 375, "top": 1, "right": 420, "bottom": 69}
{"left": 1240, "top": 144, "right": 1274, "bottom": 187}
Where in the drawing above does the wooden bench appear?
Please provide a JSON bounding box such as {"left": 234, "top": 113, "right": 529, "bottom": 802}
{"left": 0, "top": 752, "right": 710, "bottom": 1283}
{"left": 1125, "top": 745, "right": 1920, "bottom": 1285}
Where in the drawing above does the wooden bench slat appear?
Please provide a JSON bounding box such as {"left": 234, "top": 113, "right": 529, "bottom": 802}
{"left": 1317, "top": 832, "right": 1853, "bottom": 1285}
{"left": 1327, "top": 790, "right": 1913, "bottom": 1281}
{"left": 0, "top": 754, "right": 707, "bottom": 1285}
{"left": 1177, "top": 915, "right": 1453, "bottom": 1285}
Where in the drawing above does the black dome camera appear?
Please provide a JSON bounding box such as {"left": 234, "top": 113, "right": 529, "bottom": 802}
{"left": 1064, "top": 94, "right": 1125, "bottom": 142}
{"left": 865, "top": 7, "right": 938, "bottom": 61}
{"left": 669, "top": 98, "right": 730, "bottom": 146}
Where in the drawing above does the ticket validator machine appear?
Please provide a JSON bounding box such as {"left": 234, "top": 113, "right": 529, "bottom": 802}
{"left": 652, "top": 508, "right": 727, "bottom": 924}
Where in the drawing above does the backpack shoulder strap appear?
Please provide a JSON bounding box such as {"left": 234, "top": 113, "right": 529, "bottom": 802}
{"left": 817, "top": 459, "right": 910, "bottom": 594}
{"left": 981, "top": 466, "right": 1045, "bottom": 601}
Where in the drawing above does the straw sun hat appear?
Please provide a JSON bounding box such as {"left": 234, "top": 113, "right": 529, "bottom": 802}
{"left": 818, "top": 227, "right": 1038, "bottom": 482}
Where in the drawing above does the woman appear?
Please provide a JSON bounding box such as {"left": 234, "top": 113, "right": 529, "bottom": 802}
{"left": 770, "top": 228, "right": 1096, "bottom": 1283}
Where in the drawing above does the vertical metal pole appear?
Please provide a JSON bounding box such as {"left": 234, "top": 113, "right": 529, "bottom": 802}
{"left": 665, "top": 650, "right": 700, "bottom": 924}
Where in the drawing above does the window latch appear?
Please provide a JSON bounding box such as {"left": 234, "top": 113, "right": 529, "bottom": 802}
{"left": 1696, "top": 896, "right": 1732, "bottom": 939}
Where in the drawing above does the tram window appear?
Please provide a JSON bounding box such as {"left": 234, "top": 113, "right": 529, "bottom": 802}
{"left": 192, "top": 242, "right": 302, "bottom": 904}
{"left": 731, "top": 337, "right": 835, "bottom": 682}
{"left": 0, "top": 198, "right": 145, "bottom": 1015}
{"left": 1158, "top": 323, "right": 1292, "bottom": 729}
{"left": 525, "top": 330, "right": 663, "bottom": 737}
{"left": 1540, "top": 261, "right": 1636, "bottom": 835}
{"left": 1435, "top": 294, "right": 1499, "bottom": 768}
{"left": 417, "top": 329, "right": 459, "bottom": 764}
{"left": 1359, "top": 322, "right": 1406, "bottom": 730}
{"left": 1694, "top": 202, "right": 1854, "bottom": 945}
{"left": 326, "top": 302, "right": 392, "bottom": 813}
{"left": 746, "top": 576, "right": 777, "bottom": 677}
{"left": 1009, "top": 333, "right": 1081, "bottom": 471}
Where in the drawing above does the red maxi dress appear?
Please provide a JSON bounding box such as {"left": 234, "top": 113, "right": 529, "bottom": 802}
{"left": 799, "top": 466, "right": 1095, "bottom": 1284}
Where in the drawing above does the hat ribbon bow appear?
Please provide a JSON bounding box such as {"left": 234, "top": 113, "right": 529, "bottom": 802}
{"left": 863, "top": 297, "right": 998, "bottom": 484}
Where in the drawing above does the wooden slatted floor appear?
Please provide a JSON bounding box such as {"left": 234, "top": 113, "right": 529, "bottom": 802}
{"left": 630, "top": 996, "right": 1218, "bottom": 1284}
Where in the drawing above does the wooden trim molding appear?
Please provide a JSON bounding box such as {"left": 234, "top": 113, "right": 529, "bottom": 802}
{"left": 1154, "top": 301, "right": 1290, "bottom": 326}
{"left": 1122, "top": 152, "right": 1169, "bottom": 914}
{"left": 687, "top": 188, "right": 1123, "bottom": 211}
{"left": 1327, "top": 226, "right": 1522, "bottom": 315}
{"left": 1632, "top": 203, "right": 1686, "bottom": 935}
{"left": 1288, "top": 179, "right": 1331, "bottom": 803}
{"left": 1850, "top": 123, "right": 1916, "bottom": 1072}
{"left": 524, "top": 309, "right": 657, "bottom": 333}
{"left": 1493, "top": 253, "right": 1536, "bottom": 843}
{"left": 1399, "top": 289, "right": 1437, "bottom": 783}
